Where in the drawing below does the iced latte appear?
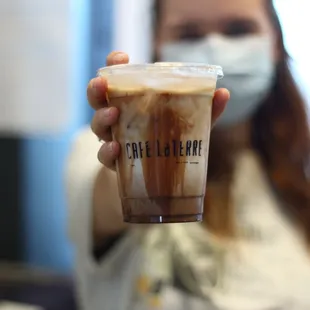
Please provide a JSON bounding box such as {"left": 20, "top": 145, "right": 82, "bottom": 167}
{"left": 98, "top": 63, "right": 223, "bottom": 223}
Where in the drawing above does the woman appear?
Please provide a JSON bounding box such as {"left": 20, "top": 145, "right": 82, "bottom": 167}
{"left": 66, "top": 0, "right": 310, "bottom": 309}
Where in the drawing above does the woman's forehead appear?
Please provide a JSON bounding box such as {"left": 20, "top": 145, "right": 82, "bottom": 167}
{"left": 160, "top": 0, "right": 268, "bottom": 27}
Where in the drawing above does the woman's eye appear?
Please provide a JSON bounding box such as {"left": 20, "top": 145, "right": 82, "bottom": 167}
{"left": 222, "top": 20, "right": 258, "bottom": 37}
{"left": 178, "top": 24, "right": 205, "bottom": 41}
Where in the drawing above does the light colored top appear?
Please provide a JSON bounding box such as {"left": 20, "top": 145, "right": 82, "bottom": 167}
{"left": 66, "top": 127, "right": 310, "bottom": 310}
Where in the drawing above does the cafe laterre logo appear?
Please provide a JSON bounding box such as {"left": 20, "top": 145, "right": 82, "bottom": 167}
{"left": 125, "top": 140, "right": 203, "bottom": 160}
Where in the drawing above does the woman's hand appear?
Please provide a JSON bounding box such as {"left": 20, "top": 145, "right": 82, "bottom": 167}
{"left": 88, "top": 51, "right": 230, "bottom": 170}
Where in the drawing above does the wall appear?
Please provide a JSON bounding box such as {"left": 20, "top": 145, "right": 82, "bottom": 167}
{"left": 275, "top": 0, "right": 310, "bottom": 107}
{"left": 20, "top": 0, "right": 91, "bottom": 271}
{"left": 113, "top": 0, "right": 153, "bottom": 62}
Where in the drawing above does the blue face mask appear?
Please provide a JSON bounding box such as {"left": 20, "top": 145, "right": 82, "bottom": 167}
{"left": 160, "top": 35, "right": 276, "bottom": 127}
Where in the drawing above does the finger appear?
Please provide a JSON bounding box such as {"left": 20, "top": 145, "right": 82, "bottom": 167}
{"left": 87, "top": 77, "right": 108, "bottom": 110}
{"left": 98, "top": 141, "right": 120, "bottom": 170}
{"left": 106, "top": 51, "right": 129, "bottom": 66}
{"left": 87, "top": 52, "right": 129, "bottom": 110}
{"left": 211, "top": 88, "right": 230, "bottom": 126}
{"left": 91, "top": 107, "right": 119, "bottom": 141}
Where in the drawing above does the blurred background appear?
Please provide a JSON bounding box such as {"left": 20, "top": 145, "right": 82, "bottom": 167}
{"left": 0, "top": 0, "right": 309, "bottom": 308}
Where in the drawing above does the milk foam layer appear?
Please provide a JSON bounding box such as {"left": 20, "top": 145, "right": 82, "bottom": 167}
{"left": 107, "top": 74, "right": 217, "bottom": 97}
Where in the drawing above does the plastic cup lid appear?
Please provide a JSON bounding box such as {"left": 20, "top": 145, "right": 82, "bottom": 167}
{"left": 98, "top": 62, "right": 224, "bottom": 79}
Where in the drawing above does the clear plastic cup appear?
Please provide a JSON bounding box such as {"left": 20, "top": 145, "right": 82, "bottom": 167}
{"left": 98, "top": 62, "right": 224, "bottom": 224}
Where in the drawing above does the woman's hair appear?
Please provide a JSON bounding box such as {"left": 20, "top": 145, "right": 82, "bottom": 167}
{"left": 154, "top": 1, "right": 310, "bottom": 242}
{"left": 252, "top": 2, "right": 310, "bottom": 239}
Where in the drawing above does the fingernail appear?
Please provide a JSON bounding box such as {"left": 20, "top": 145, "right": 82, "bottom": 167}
{"left": 113, "top": 53, "right": 126, "bottom": 63}
{"left": 103, "top": 108, "right": 112, "bottom": 117}
{"left": 90, "top": 78, "right": 101, "bottom": 96}
{"left": 108, "top": 142, "right": 114, "bottom": 153}
{"left": 91, "top": 77, "right": 101, "bottom": 88}
{"left": 221, "top": 89, "right": 230, "bottom": 98}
